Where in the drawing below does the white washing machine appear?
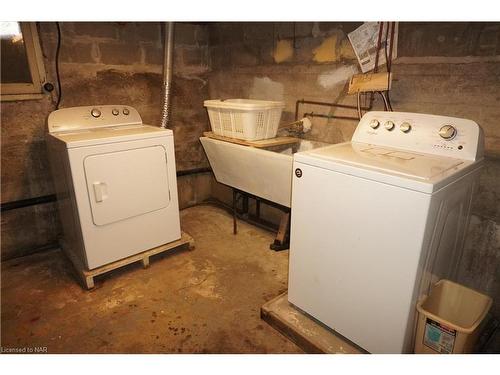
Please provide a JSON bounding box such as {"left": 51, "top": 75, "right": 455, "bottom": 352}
{"left": 288, "top": 111, "right": 484, "bottom": 353}
{"left": 47, "top": 105, "right": 181, "bottom": 270}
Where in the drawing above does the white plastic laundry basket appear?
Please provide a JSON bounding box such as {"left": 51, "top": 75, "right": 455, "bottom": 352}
{"left": 204, "top": 99, "right": 285, "bottom": 141}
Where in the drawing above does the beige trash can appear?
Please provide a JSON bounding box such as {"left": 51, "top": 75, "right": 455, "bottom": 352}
{"left": 414, "top": 279, "right": 492, "bottom": 354}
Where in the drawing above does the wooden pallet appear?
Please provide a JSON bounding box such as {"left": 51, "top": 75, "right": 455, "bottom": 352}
{"left": 66, "top": 231, "right": 195, "bottom": 290}
{"left": 203, "top": 131, "right": 300, "bottom": 148}
{"left": 261, "top": 292, "right": 364, "bottom": 354}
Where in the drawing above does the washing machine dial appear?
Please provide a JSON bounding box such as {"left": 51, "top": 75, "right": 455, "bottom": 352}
{"left": 369, "top": 119, "right": 380, "bottom": 129}
{"left": 90, "top": 108, "right": 101, "bottom": 118}
{"left": 123, "top": 108, "right": 130, "bottom": 115}
{"left": 400, "top": 122, "right": 412, "bottom": 133}
{"left": 439, "top": 125, "right": 457, "bottom": 140}
{"left": 112, "top": 108, "right": 119, "bottom": 116}
{"left": 384, "top": 121, "right": 395, "bottom": 131}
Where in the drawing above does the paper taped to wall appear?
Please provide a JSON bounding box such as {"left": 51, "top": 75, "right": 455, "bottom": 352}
{"left": 348, "top": 22, "right": 398, "bottom": 73}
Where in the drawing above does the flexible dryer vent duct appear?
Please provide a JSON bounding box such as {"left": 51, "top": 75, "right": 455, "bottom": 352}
{"left": 160, "top": 22, "right": 174, "bottom": 129}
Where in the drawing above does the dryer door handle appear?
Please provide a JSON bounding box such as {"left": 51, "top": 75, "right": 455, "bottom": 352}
{"left": 93, "top": 182, "right": 108, "bottom": 203}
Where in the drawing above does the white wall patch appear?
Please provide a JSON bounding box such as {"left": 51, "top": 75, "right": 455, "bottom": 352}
{"left": 317, "top": 65, "right": 358, "bottom": 89}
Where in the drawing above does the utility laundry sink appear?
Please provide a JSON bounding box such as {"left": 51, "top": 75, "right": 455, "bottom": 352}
{"left": 200, "top": 137, "right": 330, "bottom": 207}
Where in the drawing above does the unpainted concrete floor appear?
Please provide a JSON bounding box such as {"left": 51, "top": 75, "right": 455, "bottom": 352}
{"left": 1, "top": 205, "right": 302, "bottom": 353}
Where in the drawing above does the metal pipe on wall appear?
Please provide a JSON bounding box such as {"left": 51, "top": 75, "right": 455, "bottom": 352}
{"left": 0, "top": 194, "right": 57, "bottom": 212}
{"left": 295, "top": 99, "right": 372, "bottom": 121}
{"left": 303, "top": 112, "right": 361, "bottom": 122}
{"left": 176, "top": 167, "right": 212, "bottom": 177}
{"left": 160, "top": 22, "right": 175, "bottom": 129}
{"left": 1, "top": 168, "right": 212, "bottom": 212}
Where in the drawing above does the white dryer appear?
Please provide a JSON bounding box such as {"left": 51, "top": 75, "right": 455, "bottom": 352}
{"left": 288, "top": 111, "right": 484, "bottom": 353}
{"left": 47, "top": 105, "right": 181, "bottom": 270}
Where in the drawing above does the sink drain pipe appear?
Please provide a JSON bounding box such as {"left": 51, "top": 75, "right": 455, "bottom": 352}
{"left": 160, "top": 22, "right": 174, "bottom": 129}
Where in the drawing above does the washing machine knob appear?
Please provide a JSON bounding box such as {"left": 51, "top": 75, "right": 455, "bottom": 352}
{"left": 439, "top": 125, "right": 457, "bottom": 140}
{"left": 384, "top": 121, "right": 395, "bottom": 131}
{"left": 123, "top": 108, "right": 130, "bottom": 115}
{"left": 91, "top": 108, "right": 101, "bottom": 118}
{"left": 400, "top": 122, "right": 412, "bottom": 133}
{"left": 369, "top": 119, "right": 380, "bottom": 129}
{"left": 112, "top": 108, "right": 119, "bottom": 116}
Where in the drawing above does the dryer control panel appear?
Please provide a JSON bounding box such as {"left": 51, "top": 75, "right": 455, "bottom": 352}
{"left": 48, "top": 105, "right": 142, "bottom": 133}
{"left": 353, "top": 111, "right": 484, "bottom": 161}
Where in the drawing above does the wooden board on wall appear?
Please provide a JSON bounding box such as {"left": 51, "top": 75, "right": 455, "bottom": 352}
{"left": 348, "top": 72, "right": 392, "bottom": 94}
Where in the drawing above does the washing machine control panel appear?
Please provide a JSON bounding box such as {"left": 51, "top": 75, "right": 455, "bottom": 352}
{"left": 438, "top": 124, "right": 457, "bottom": 140}
{"left": 48, "top": 105, "right": 142, "bottom": 133}
{"left": 90, "top": 108, "right": 102, "bottom": 118}
{"left": 353, "top": 111, "right": 484, "bottom": 161}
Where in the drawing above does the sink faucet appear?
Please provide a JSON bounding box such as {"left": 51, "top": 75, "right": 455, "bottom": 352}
{"left": 279, "top": 118, "right": 312, "bottom": 137}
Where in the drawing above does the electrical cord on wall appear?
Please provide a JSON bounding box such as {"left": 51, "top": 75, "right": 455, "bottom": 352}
{"left": 384, "top": 22, "right": 395, "bottom": 111}
{"left": 55, "top": 22, "right": 62, "bottom": 109}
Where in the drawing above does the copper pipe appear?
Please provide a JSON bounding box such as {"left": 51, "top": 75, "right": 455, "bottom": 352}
{"left": 303, "top": 112, "right": 360, "bottom": 121}
{"left": 295, "top": 99, "right": 372, "bottom": 121}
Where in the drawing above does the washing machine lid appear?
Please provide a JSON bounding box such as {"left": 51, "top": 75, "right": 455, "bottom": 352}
{"left": 50, "top": 124, "right": 172, "bottom": 148}
{"left": 294, "top": 142, "right": 478, "bottom": 193}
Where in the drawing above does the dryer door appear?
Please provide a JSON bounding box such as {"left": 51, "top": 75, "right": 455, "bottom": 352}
{"left": 84, "top": 146, "right": 170, "bottom": 226}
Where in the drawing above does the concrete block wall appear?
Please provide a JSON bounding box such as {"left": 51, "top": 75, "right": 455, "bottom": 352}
{"left": 1, "top": 22, "right": 499, "bottom": 318}
{"left": 1, "top": 22, "right": 212, "bottom": 260}
{"left": 206, "top": 22, "right": 500, "bottom": 316}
